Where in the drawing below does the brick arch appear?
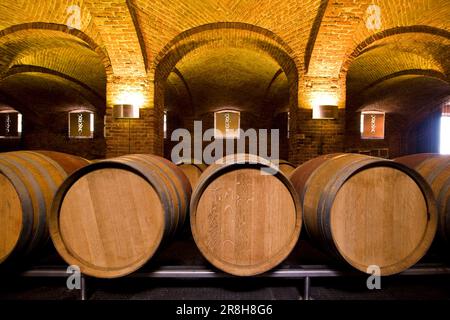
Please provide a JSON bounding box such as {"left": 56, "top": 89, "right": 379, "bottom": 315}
{"left": 0, "top": 22, "right": 112, "bottom": 75}
{"left": 2, "top": 65, "right": 104, "bottom": 109}
{"left": 361, "top": 69, "right": 449, "bottom": 93}
{"left": 153, "top": 23, "right": 300, "bottom": 110}
{"left": 341, "top": 25, "right": 450, "bottom": 75}
{"left": 152, "top": 23, "right": 300, "bottom": 156}
{"left": 153, "top": 22, "right": 299, "bottom": 79}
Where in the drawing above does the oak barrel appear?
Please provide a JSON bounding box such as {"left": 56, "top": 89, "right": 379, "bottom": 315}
{"left": 290, "top": 153, "right": 437, "bottom": 276}
{"left": 0, "top": 151, "right": 89, "bottom": 265}
{"left": 175, "top": 159, "right": 207, "bottom": 189}
{"left": 190, "top": 154, "right": 302, "bottom": 276}
{"left": 49, "top": 154, "right": 192, "bottom": 278}
{"left": 395, "top": 154, "right": 450, "bottom": 244}
{"left": 272, "top": 159, "right": 296, "bottom": 176}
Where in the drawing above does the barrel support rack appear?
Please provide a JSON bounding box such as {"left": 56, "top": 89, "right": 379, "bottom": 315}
{"left": 13, "top": 263, "right": 450, "bottom": 300}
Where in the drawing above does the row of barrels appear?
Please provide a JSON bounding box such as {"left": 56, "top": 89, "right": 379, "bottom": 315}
{"left": 0, "top": 151, "right": 448, "bottom": 278}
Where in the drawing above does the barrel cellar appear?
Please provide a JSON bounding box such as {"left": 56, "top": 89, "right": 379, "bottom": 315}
{"left": 0, "top": 0, "right": 450, "bottom": 301}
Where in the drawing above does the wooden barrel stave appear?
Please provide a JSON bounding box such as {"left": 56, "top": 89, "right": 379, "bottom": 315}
{"left": 175, "top": 159, "right": 208, "bottom": 189}
{"left": 33, "top": 150, "right": 90, "bottom": 175}
{"left": 110, "top": 157, "right": 178, "bottom": 237}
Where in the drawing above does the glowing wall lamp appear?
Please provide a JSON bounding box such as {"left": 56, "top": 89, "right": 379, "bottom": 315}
{"left": 312, "top": 105, "right": 339, "bottom": 120}
{"left": 113, "top": 91, "right": 145, "bottom": 119}
{"left": 113, "top": 104, "right": 140, "bottom": 119}
{"left": 311, "top": 92, "right": 339, "bottom": 119}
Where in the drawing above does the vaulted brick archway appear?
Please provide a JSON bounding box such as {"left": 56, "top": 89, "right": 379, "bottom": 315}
{"left": 151, "top": 23, "right": 299, "bottom": 160}
{"left": 0, "top": 22, "right": 110, "bottom": 158}
{"left": 344, "top": 27, "right": 450, "bottom": 157}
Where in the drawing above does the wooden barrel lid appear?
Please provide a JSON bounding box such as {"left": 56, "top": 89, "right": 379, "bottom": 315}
{"left": 0, "top": 174, "right": 22, "bottom": 263}
{"left": 329, "top": 165, "right": 433, "bottom": 275}
{"left": 50, "top": 166, "right": 165, "bottom": 278}
{"left": 292, "top": 154, "right": 437, "bottom": 275}
{"left": 191, "top": 154, "right": 302, "bottom": 276}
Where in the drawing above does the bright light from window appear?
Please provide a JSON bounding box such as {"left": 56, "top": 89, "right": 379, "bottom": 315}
{"left": 164, "top": 111, "right": 167, "bottom": 139}
{"left": 440, "top": 116, "right": 450, "bottom": 154}
{"left": 360, "top": 113, "right": 364, "bottom": 133}
{"left": 90, "top": 113, "right": 94, "bottom": 133}
{"left": 18, "top": 113, "right": 22, "bottom": 133}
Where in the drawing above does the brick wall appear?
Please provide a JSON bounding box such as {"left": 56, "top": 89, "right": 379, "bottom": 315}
{"left": 289, "top": 108, "right": 345, "bottom": 165}
{"left": 105, "top": 76, "right": 163, "bottom": 158}
{"left": 164, "top": 110, "right": 290, "bottom": 163}
{"left": 344, "top": 111, "right": 405, "bottom": 159}
{"left": 1, "top": 1, "right": 449, "bottom": 161}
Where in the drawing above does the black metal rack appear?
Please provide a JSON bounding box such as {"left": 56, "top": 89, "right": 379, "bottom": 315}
{"left": 15, "top": 263, "right": 450, "bottom": 300}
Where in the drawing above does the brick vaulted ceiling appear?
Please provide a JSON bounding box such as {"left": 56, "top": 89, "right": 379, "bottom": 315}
{"left": 0, "top": 0, "right": 448, "bottom": 120}
{"left": 165, "top": 47, "right": 288, "bottom": 117}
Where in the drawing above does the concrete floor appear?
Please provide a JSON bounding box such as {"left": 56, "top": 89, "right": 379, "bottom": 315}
{"left": 1, "top": 235, "right": 450, "bottom": 300}
{"left": 1, "top": 276, "right": 450, "bottom": 300}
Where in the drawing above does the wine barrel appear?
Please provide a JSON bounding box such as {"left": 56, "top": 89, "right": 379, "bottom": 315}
{"left": 290, "top": 153, "right": 437, "bottom": 276}
{"left": 49, "top": 154, "right": 191, "bottom": 278}
{"left": 0, "top": 151, "right": 89, "bottom": 265}
{"left": 175, "top": 160, "right": 207, "bottom": 188}
{"left": 395, "top": 154, "right": 450, "bottom": 244}
{"left": 32, "top": 150, "right": 90, "bottom": 174}
{"left": 190, "top": 154, "right": 302, "bottom": 276}
{"left": 272, "top": 159, "right": 296, "bottom": 176}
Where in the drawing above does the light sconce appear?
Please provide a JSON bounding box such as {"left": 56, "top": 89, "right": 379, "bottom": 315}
{"left": 113, "top": 104, "right": 140, "bottom": 119}
{"left": 312, "top": 105, "right": 339, "bottom": 120}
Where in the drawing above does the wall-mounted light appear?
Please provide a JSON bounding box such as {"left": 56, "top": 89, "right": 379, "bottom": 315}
{"left": 116, "top": 91, "right": 145, "bottom": 109}
{"left": 313, "top": 105, "right": 339, "bottom": 119}
{"left": 113, "top": 104, "right": 140, "bottom": 119}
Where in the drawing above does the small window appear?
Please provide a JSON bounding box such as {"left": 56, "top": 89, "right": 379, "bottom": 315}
{"left": 69, "top": 110, "right": 94, "bottom": 139}
{"left": 361, "top": 111, "right": 385, "bottom": 140}
{"left": 214, "top": 110, "right": 240, "bottom": 139}
{"left": 164, "top": 111, "right": 167, "bottom": 139}
{"left": 0, "top": 110, "right": 22, "bottom": 138}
